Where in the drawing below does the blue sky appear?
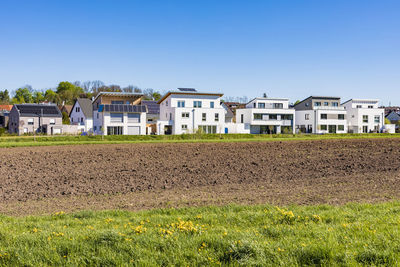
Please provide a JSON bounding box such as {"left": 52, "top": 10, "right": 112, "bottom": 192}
{"left": 0, "top": 0, "right": 399, "bottom": 105}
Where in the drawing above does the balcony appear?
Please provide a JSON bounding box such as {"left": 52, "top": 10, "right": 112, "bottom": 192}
{"left": 314, "top": 106, "right": 345, "bottom": 110}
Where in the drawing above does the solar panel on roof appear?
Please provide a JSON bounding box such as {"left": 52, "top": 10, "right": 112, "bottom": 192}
{"left": 177, "top": 88, "right": 197, "bottom": 92}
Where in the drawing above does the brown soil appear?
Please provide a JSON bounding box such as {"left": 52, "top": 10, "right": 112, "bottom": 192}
{"left": 0, "top": 138, "right": 399, "bottom": 216}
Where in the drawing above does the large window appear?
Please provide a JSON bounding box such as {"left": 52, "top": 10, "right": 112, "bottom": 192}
{"left": 320, "top": 125, "right": 327, "bottom": 130}
{"left": 76, "top": 107, "right": 80, "bottom": 112}
{"left": 182, "top": 112, "right": 189, "bottom": 118}
{"left": 254, "top": 114, "right": 262, "bottom": 120}
{"left": 269, "top": 114, "right": 277, "bottom": 120}
{"left": 128, "top": 113, "right": 140, "bottom": 123}
{"left": 363, "top": 115, "right": 368, "bottom": 123}
{"left": 202, "top": 113, "right": 206, "bottom": 121}
{"left": 210, "top": 102, "right": 214, "bottom": 108}
{"left": 194, "top": 101, "right": 202, "bottom": 108}
{"left": 320, "top": 114, "right": 327, "bottom": 120}
{"left": 338, "top": 125, "right": 345, "bottom": 131}
{"left": 200, "top": 125, "right": 217, "bottom": 134}
{"left": 305, "top": 114, "right": 310, "bottom": 120}
{"left": 28, "top": 118, "right": 34, "bottom": 125}
{"left": 332, "top": 102, "right": 339, "bottom": 107}
{"left": 314, "top": 102, "right": 321, "bottom": 107}
{"left": 324, "top": 102, "right": 329, "bottom": 106}
{"left": 110, "top": 113, "right": 123, "bottom": 123}
{"left": 368, "top": 105, "right": 373, "bottom": 109}
{"left": 178, "top": 101, "right": 185, "bottom": 107}
{"left": 107, "top": 126, "right": 123, "bottom": 135}
{"left": 281, "top": 114, "right": 293, "bottom": 120}
{"left": 241, "top": 114, "right": 244, "bottom": 123}
{"left": 49, "top": 119, "right": 55, "bottom": 125}
{"left": 356, "top": 105, "right": 362, "bottom": 108}
{"left": 273, "top": 103, "right": 283, "bottom": 109}
{"left": 374, "top": 116, "right": 380, "bottom": 123}
{"left": 338, "top": 114, "right": 345, "bottom": 120}
{"left": 182, "top": 124, "right": 188, "bottom": 130}
{"left": 215, "top": 113, "right": 219, "bottom": 122}
{"left": 258, "top": 103, "right": 265, "bottom": 108}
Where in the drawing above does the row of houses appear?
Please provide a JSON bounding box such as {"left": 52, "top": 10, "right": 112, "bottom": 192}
{"left": 1, "top": 88, "right": 396, "bottom": 135}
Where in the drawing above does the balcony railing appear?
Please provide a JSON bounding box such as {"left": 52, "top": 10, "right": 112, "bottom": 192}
{"left": 314, "top": 106, "right": 345, "bottom": 110}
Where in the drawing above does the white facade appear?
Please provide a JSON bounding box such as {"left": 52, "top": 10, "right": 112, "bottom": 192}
{"left": 157, "top": 92, "right": 226, "bottom": 135}
{"left": 295, "top": 97, "right": 347, "bottom": 134}
{"left": 295, "top": 108, "right": 347, "bottom": 134}
{"left": 341, "top": 99, "right": 385, "bottom": 133}
{"left": 70, "top": 101, "right": 93, "bottom": 133}
{"left": 91, "top": 92, "right": 147, "bottom": 136}
{"left": 235, "top": 98, "right": 295, "bottom": 134}
{"left": 93, "top": 111, "right": 146, "bottom": 135}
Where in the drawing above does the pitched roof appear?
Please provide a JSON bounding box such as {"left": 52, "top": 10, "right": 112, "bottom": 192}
{"left": 386, "top": 111, "right": 400, "bottom": 121}
{"left": 0, "top": 105, "right": 13, "bottom": 112}
{"left": 76, "top": 98, "right": 93, "bottom": 118}
{"left": 58, "top": 104, "right": 73, "bottom": 114}
{"left": 141, "top": 100, "right": 160, "bottom": 115}
{"left": 14, "top": 104, "right": 62, "bottom": 117}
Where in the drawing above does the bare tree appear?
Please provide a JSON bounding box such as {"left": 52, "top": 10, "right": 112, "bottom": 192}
{"left": 91, "top": 80, "right": 105, "bottom": 94}
{"left": 108, "top": 84, "right": 121, "bottom": 92}
{"left": 122, "top": 85, "right": 134, "bottom": 93}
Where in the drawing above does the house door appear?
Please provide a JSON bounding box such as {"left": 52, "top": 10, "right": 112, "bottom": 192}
{"left": 363, "top": 126, "right": 368, "bottom": 133}
{"left": 164, "top": 125, "right": 172, "bottom": 135}
{"left": 328, "top": 125, "right": 336, "bottom": 133}
{"left": 225, "top": 127, "right": 228, "bottom": 134}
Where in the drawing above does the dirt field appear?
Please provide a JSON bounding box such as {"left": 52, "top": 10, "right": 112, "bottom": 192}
{"left": 0, "top": 138, "right": 399, "bottom": 216}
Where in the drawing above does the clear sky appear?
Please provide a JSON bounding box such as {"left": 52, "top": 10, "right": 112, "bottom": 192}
{"left": 0, "top": 0, "right": 399, "bottom": 105}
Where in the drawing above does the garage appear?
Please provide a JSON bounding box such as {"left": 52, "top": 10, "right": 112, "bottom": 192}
{"left": 127, "top": 126, "right": 140, "bottom": 135}
{"left": 52, "top": 128, "right": 62, "bottom": 135}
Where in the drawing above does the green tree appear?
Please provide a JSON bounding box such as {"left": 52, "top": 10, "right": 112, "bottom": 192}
{"left": 56, "top": 81, "right": 84, "bottom": 104}
{"left": 13, "top": 87, "right": 33, "bottom": 103}
{"left": 44, "top": 89, "right": 60, "bottom": 104}
{"left": 33, "top": 91, "right": 45, "bottom": 103}
{"left": 294, "top": 100, "right": 301, "bottom": 105}
{"left": 0, "top": 90, "right": 10, "bottom": 103}
{"left": 62, "top": 112, "right": 70, "bottom": 125}
{"left": 385, "top": 118, "right": 391, "bottom": 124}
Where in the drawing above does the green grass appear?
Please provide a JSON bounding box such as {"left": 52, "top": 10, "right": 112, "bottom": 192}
{"left": 0, "top": 133, "right": 399, "bottom": 147}
{"left": 0, "top": 202, "right": 399, "bottom": 266}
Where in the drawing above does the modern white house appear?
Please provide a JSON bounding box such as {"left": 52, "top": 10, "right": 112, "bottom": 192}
{"left": 294, "top": 96, "right": 347, "bottom": 134}
{"left": 70, "top": 98, "right": 93, "bottom": 133}
{"left": 341, "top": 99, "right": 385, "bottom": 133}
{"left": 235, "top": 97, "right": 295, "bottom": 134}
{"left": 156, "top": 88, "right": 226, "bottom": 135}
{"left": 92, "top": 92, "right": 147, "bottom": 135}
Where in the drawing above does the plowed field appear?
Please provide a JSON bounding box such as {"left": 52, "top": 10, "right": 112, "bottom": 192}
{"left": 0, "top": 138, "right": 399, "bottom": 215}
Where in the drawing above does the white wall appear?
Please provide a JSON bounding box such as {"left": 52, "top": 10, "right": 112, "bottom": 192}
{"left": 235, "top": 108, "right": 295, "bottom": 134}
{"left": 342, "top": 101, "right": 384, "bottom": 133}
{"left": 158, "top": 94, "right": 226, "bottom": 134}
{"left": 70, "top": 102, "right": 93, "bottom": 132}
{"left": 295, "top": 109, "right": 347, "bottom": 134}
{"left": 101, "top": 112, "right": 146, "bottom": 135}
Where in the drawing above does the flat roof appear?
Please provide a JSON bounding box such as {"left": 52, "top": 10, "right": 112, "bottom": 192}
{"left": 93, "top": 92, "right": 143, "bottom": 103}
{"left": 341, "top": 99, "right": 379, "bottom": 105}
{"left": 294, "top": 96, "right": 341, "bottom": 107}
{"left": 157, "top": 91, "right": 223, "bottom": 104}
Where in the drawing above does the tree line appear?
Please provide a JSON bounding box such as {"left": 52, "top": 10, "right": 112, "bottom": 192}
{"left": 0, "top": 81, "right": 162, "bottom": 105}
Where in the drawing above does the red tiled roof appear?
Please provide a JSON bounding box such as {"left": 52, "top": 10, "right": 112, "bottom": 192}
{"left": 0, "top": 105, "right": 13, "bottom": 111}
